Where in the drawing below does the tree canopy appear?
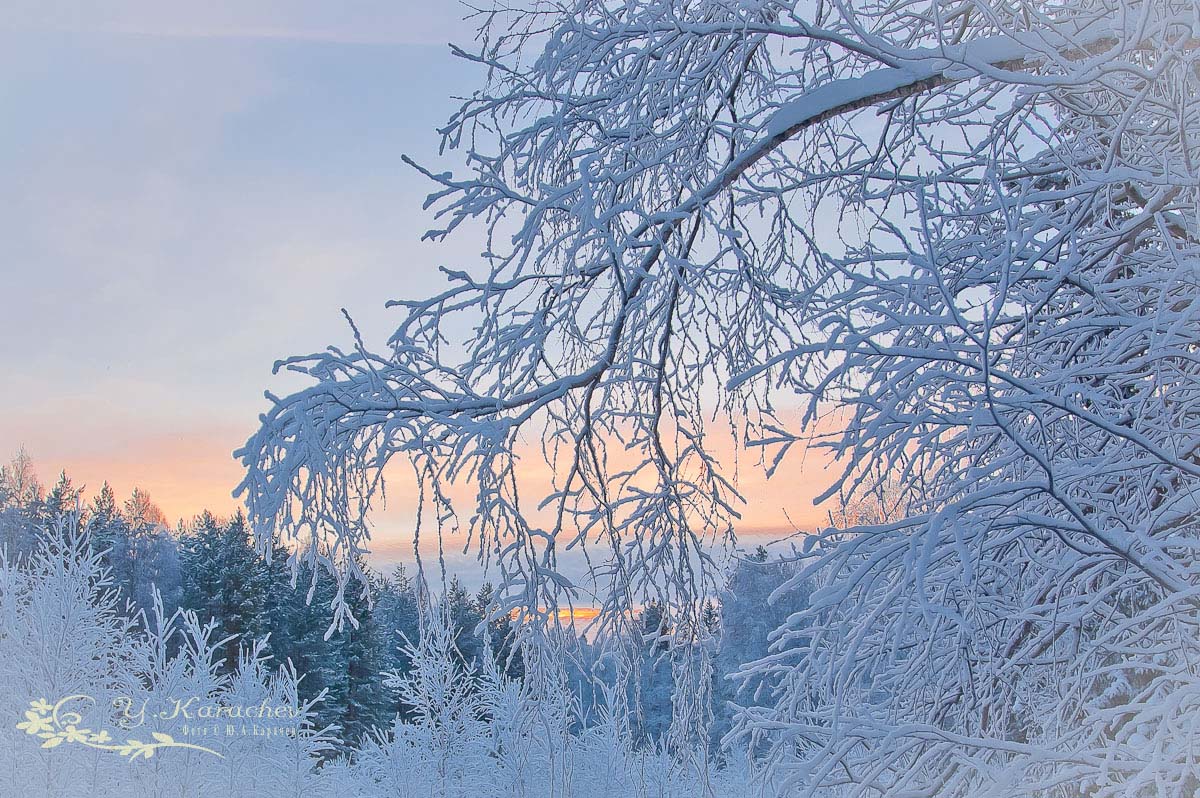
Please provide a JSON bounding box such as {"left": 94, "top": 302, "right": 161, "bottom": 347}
{"left": 237, "top": 3, "right": 1200, "bottom": 793}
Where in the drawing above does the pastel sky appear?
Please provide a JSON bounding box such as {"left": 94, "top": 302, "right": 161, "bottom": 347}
{"left": 0, "top": 2, "right": 834, "bottom": 578}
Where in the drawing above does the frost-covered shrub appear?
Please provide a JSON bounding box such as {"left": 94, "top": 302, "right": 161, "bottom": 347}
{"left": 0, "top": 518, "right": 331, "bottom": 798}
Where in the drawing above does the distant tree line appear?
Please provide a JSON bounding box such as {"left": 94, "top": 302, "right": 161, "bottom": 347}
{"left": 0, "top": 449, "right": 528, "bottom": 749}
{"left": 0, "top": 448, "right": 802, "bottom": 753}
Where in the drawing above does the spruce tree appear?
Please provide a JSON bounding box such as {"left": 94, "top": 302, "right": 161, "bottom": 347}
{"left": 473, "top": 581, "right": 523, "bottom": 679}
{"left": 337, "top": 575, "right": 390, "bottom": 747}
{"left": 179, "top": 511, "right": 268, "bottom": 671}
{"left": 371, "top": 565, "right": 420, "bottom": 719}
{"left": 89, "top": 482, "right": 135, "bottom": 606}
{"left": 446, "top": 576, "right": 483, "bottom": 667}
{"left": 42, "top": 470, "right": 82, "bottom": 529}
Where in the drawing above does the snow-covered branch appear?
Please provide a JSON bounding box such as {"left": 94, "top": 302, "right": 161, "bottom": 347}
{"left": 240, "top": 2, "right": 1200, "bottom": 790}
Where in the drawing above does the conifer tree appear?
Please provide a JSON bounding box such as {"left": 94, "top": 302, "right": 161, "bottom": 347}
{"left": 700, "top": 599, "right": 719, "bottom": 637}
{"left": 337, "top": 576, "right": 391, "bottom": 748}
{"left": 42, "top": 471, "right": 82, "bottom": 528}
{"left": 113, "top": 487, "right": 179, "bottom": 622}
{"left": 179, "top": 511, "right": 267, "bottom": 671}
{"left": 474, "top": 582, "right": 523, "bottom": 679}
{"left": 370, "top": 565, "right": 421, "bottom": 719}
{"left": 447, "top": 575, "right": 484, "bottom": 667}
{"left": 89, "top": 482, "right": 135, "bottom": 604}
{"left": 258, "top": 539, "right": 302, "bottom": 666}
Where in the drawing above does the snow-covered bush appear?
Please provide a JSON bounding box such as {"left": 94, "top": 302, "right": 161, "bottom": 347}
{"left": 0, "top": 515, "right": 141, "bottom": 796}
{"left": 0, "top": 518, "right": 333, "bottom": 798}
{"left": 382, "top": 600, "right": 493, "bottom": 794}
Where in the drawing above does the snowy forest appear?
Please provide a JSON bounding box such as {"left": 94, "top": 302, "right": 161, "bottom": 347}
{"left": 4, "top": 0, "right": 1200, "bottom": 796}
{"left": 0, "top": 450, "right": 784, "bottom": 796}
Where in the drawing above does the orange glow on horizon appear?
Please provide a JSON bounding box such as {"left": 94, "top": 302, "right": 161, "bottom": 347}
{"left": 4, "top": 428, "right": 245, "bottom": 526}
{"left": 509, "top": 606, "right": 602, "bottom": 624}
{"left": 6, "top": 409, "right": 842, "bottom": 555}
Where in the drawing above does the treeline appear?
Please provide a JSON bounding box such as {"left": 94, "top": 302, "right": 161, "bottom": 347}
{"left": 0, "top": 449, "right": 805, "bottom": 752}
{"left": 0, "top": 450, "right": 521, "bottom": 749}
{"left": 174, "top": 511, "right": 525, "bottom": 747}
{"left": 0, "top": 519, "right": 764, "bottom": 798}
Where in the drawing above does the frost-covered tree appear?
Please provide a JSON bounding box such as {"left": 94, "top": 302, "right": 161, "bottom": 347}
{"left": 0, "top": 514, "right": 339, "bottom": 798}
{"left": 42, "top": 471, "right": 83, "bottom": 529}
{"left": 369, "top": 565, "right": 422, "bottom": 711}
{"left": 328, "top": 571, "right": 392, "bottom": 749}
{"left": 712, "top": 552, "right": 809, "bottom": 748}
{"left": 0, "top": 448, "right": 44, "bottom": 559}
{"left": 110, "top": 486, "right": 179, "bottom": 621}
{"left": 384, "top": 601, "right": 492, "bottom": 795}
{"left": 238, "top": 1, "right": 1200, "bottom": 793}
{"left": 89, "top": 482, "right": 125, "bottom": 553}
{"left": 473, "top": 581, "right": 524, "bottom": 680}
{"left": 0, "top": 516, "right": 136, "bottom": 796}
{"left": 0, "top": 511, "right": 774, "bottom": 797}
{"left": 177, "top": 511, "right": 389, "bottom": 745}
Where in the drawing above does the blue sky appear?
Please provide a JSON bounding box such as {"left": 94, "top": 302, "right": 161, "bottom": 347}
{"left": 0, "top": 4, "right": 482, "bottom": 512}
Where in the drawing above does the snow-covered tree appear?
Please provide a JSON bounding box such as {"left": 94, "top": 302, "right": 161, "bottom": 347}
{"left": 0, "top": 448, "right": 44, "bottom": 559}
{"left": 711, "top": 552, "right": 809, "bottom": 747}
{"left": 369, "top": 565, "right": 422, "bottom": 710}
{"left": 0, "top": 514, "right": 139, "bottom": 795}
{"left": 237, "top": 1, "right": 1199, "bottom": 792}
{"left": 384, "top": 601, "right": 492, "bottom": 795}
{"left": 111, "top": 486, "right": 179, "bottom": 622}
{"left": 42, "top": 471, "right": 83, "bottom": 529}
{"left": 0, "top": 513, "right": 339, "bottom": 798}
{"left": 180, "top": 511, "right": 271, "bottom": 670}
{"left": 0, "top": 511, "right": 764, "bottom": 797}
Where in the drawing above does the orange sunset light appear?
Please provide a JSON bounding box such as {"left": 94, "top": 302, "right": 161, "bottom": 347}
{"left": 7, "top": 409, "right": 839, "bottom": 553}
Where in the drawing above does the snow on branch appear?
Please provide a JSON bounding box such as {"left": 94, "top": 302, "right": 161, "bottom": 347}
{"left": 239, "top": 2, "right": 1200, "bottom": 789}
